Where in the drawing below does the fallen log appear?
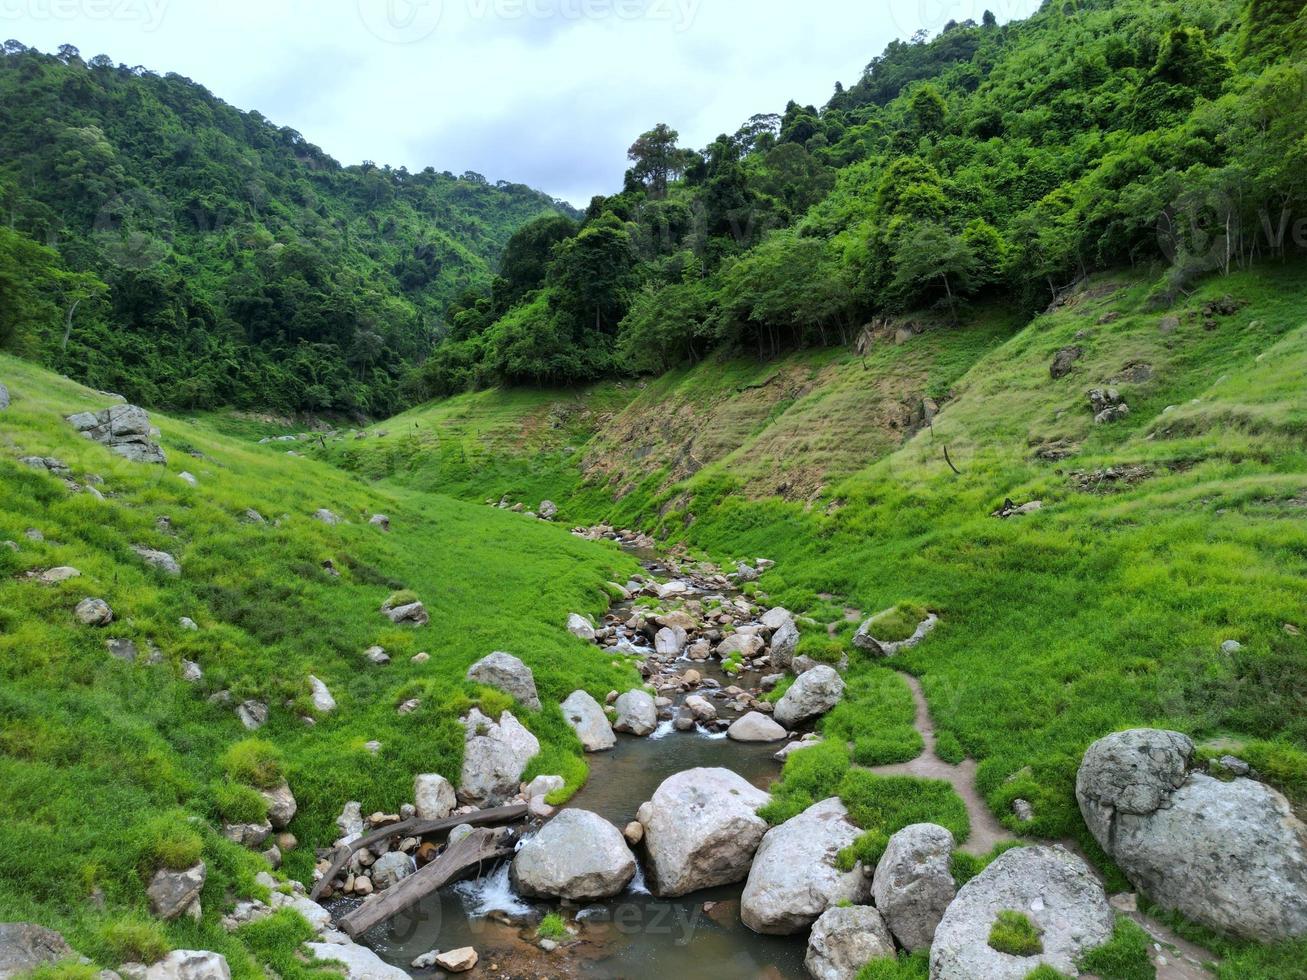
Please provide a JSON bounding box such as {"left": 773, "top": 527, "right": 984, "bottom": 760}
{"left": 310, "top": 804, "right": 526, "bottom": 901}
{"left": 337, "top": 827, "right": 516, "bottom": 938}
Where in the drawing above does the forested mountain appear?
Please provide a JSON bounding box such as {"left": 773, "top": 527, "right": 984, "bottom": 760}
{"left": 415, "top": 0, "right": 1307, "bottom": 393}
{"left": 0, "top": 42, "right": 574, "bottom": 415}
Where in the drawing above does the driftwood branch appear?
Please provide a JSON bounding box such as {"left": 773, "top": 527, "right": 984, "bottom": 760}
{"left": 943, "top": 446, "right": 962, "bottom": 476}
{"left": 336, "top": 827, "right": 516, "bottom": 938}
{"left": 309, "top": 804, "right": 526, "bottom": 901}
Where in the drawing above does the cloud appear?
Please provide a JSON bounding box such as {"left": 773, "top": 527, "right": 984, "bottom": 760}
{"left": 12, "top": 0, "right": 1043, "bottom": 205}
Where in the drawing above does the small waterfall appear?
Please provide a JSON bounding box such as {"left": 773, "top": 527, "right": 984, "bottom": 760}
{"left": 451, "top": 862, "right": 534, "bottom": 921}
{"left": 627, "top": 860, "right": 651, "bottom": 896}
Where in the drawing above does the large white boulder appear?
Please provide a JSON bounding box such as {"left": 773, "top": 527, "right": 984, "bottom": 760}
{"left": 727, "top": 712, "right": 787, "bottom": 743}
{"left": 740, "top": 798, "right": 870, "bottom": 935}
{"left": 561, "top": 690, "right": 616, "bottom": 752}
{"left": 458, "top": 709, "right": 540, "bottom": 807}
{"left": 145, "top": 951, "right": 231, "bottom": 980}
{"left": 773, "top": 665, "right": 844, "bottom": 727}
{"left": 871, "top": 823, "right": 956, "bottom": 951}
{"left": 566, "top": 614, "right": 596, "bottom": 641}
{"left": 466, "top": 652, "right": 541, "bottom": 711}
{"left": 307, "top": 942, "right": 408, "bottom": 980}
{"left": 1077, "top": 728, "right": 1307, "bottom": 942}
{"left": 638, "top": 767, "right": 771, "bottom": 898}
{"left": 511, "top": 809, "right": 636, "bottom": 900}
{"left": 804, "top": 906, "right": 895, "bottom": 980}
{"left": 413, "top": 773, "right": 456, "bottom": 820}
{"left": 613, "top": 690, "right": 658, "bottom": 736}
{"left": 929, "top": 845, "right": 1113, "bottom": 980}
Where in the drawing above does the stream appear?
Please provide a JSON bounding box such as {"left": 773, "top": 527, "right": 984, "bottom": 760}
{"left": 348, "top": 540, "right": 811, "bottom": 978}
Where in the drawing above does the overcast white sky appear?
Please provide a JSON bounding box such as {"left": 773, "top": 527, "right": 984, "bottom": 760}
{"left": 7, "top": 0, "right": 1043, "bottom": 205}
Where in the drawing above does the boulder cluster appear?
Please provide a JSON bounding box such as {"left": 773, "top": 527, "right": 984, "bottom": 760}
{"left": 66, "top": 404, "right": 166, "bottom": 464}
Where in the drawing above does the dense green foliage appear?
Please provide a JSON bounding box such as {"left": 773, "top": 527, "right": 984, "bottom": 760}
{"left": 0, "top": 42, "right": 572, "bottom": 415}
{"left": 412, "top": 0, "right": 1307, "bottom": 396}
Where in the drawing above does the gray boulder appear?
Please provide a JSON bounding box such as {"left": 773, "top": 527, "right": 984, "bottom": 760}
{"left": 638, "top": 767, "right": 771, "bottom": 897}
{"left": 305, "top": 943, "right": 407, "bottom": 980}
{"left": 871, "top": 823, "right": 956, "bottom": 951}
{"left": 566, "top": 614, "right": 596, "bottom": 642}
{"left": 466, "top": 652, "right": 541, "bottom": 711}
{"left": 147, "top": 862, "right": 206, "bottom": 921}
{"left": 0, "top": 923, "right": 74, "bottom": 980}
{"left": 370, "top": 852, "right": 414, "bottom": 891}
{"left": 237, "top": 700, "right": 268, "bottom": 731}
{"left": 145, "top": 951, "right": 230, "bottom": 980}
{"left": 0, "top": 383, "right": 8, "bottom": 411}
{"left": 654, "top": 626, "right": 686, "bottom": 656}
{"left": 613, "top": 690, "right": 658, "bottom": 736}
{"left": 804, "top": 906, "right": 895, "bottom": 980}
{"left": 413, "top": 773, "right": 456, "bottom": 820}
{"left": 69, "top": 405, "right": 166, "bottom": 464}
{"left": 1077, "top": 728, "right": 1307, "bottom": 942}
{"left": 773, "top": 665, "right": 844, "bottom": 728}
{"left": 539, "top": 500, "right": 558, "bottom": 520}
{"left": 511, "top": 809, "right": 636, "bottom": 900}
{"left": 561, "top": 690, "right": 616, "bottom": 752}
{"left": 741, "top": 798, "right": 870, "bottom": 935}
{"left": 259, "top": 783, "right": 297, "bottom": 830}
{"left": 458, "top": 709, "right": 540, "bottom": 807}
{"left": 717, "top": 633, "right": 765, "bottom": 659}
{"left": 929, "top": 845, "right": 1113, "bottom": 980}
{"left": 727, "top": 712, "right": 787, "bottom": 743}
{"left": 132, "top": 547, "right": 181, "bottom": 577}
{"left": 75, "top": 598, "right": 113, "bottom": 626}
{"left": 381, "top": 601, "right": 428, "bottom": 626}
{"left": 769, "top": 616, "right": 800, "bottom": 669}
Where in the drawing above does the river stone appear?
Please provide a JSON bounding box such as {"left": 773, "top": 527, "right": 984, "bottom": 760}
{"left": 0, "top": 923, "right": 74, "bottom": 980}
{"left": 871, "top": 822, "right": 956, "bottom": 951}
{"left": 306, "top": 942, "right": 408, "bottom": 980}
{"left": 566, "top": 614, "right": 596, "bottom": 642}
{"left": 740, "top": 798, "right": 870, "bottom": 935}
{"left": 434, "top": 949, "right": 477, "bottom": 974}
{"left": 458, "top": 709, "right": 540, "bottom": 807}
{"left": 147, "top": 862, "right": 206, "bottom": 921}
{"left": 773, "top": 665, "right": 844, "bottom": 728}
{"left": 727, "top": 712, "right": 787, "bottom": 743}
{"left": 511, "top": 809, "right": 636, "bottom": 900}
{"left": 759, "top": 607, "right": 791, "bottom": 631}
{"left": 370, "top": 852, "right": 414, "bottom": 891}
{"left": 75, "top": 597, "right": 113, "bottom": 626}
{"left": 654, "top": 626, "right": 686, "bottom": 656}
{"left": 639, "top": 767, "right": 771, "bottom": 898}
{"left": 804, "top": 906, "right": 896, "bottom": 980}
{"left": 466, "top": 652, "right": 541, "bottom": 711}
{"left": 1077, "top": 729, "right": 1307, "bottom": 942}
{"left": 561, "top": 690, "right": 616, "bottom": 751}
{"left": 308, "top": 675, "right": 336, "bottom": 713}
{"left": 414, "top": 773, "right": 456, "bottom": 820}
{"left": 683, "top": 694, "right": 717, "bottom": 722}
{"left": 145, "top": 951, "right": 231, "bottom": 980}
{"left": 260, "top": 783, "right": 297, "bottom": 830}
{"left": 717, "top": 633, "right": 765, "bottom": 659}
{"left": 613, "top": 690, "right": 658, "bottom": 736}
{"left": 769, "top": 616, "right": 800, "bottom": 669}
{"left": 929, "top": 845, "right": 1113, "bottom": 980}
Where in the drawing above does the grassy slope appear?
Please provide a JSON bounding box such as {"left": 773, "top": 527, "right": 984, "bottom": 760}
{"left": 0, "top": 354, "right": 640, "bottom": 976}
{"left": 330, "top": 262, "right": 1307, "bottom": 972}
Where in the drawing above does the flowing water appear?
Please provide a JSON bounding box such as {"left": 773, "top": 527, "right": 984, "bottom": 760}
{"left": 351, "top": 544, "right": 810, "bottom": 978}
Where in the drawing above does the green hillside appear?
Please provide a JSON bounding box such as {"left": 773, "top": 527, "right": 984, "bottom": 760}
{"left": 0, "top": 354, "right": 638, "bottom": 976}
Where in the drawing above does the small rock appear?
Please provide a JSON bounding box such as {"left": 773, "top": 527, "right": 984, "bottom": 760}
{"left": 466, "top": 652, "right": 541, "bottom": 710}
{"left": 308, "top": 675, "right": 336, "bottom": 713}
{"left": 178, "top": 472, "right": 197, "bottom": 486}
{"left": 411, "top": 652, "right": 430, "bottom": 664}
{"left": 434, "top": 949, "right": 477, "bottom": 974}
{"left": 369, "top": 514, "right": 390, "bottom": 531}
{"left": 1220, "top": 639, "right": 1243, "bottom": 655}
{"left": 181, "top": 660, "right": 203, "bottom": 683}
{"left": 371, "top": 852, "right": 415, "bottom": 891}
{"left": 314, "top": 509, "right": 341, "bottom": 525}
{"left": 1012, "top": 798, "right": 1034, "bottom": 822}
{"left": 727, "top": 712, "right": 787, "bottom": 743}
{"left": 237, "top": 700, "right": 269, "bottom": 731}
{"left": 132, "top": 546, "right": 181, "bottom": 577}
{"left": 364, "top": 645, "right": 391, "bottom": 666}
{"left": 106, "top": 638, "right": 138, "bottom": 662}
{"left": 75, "top": 597, "right": 114, "bottom": 626}
{"left": 179, "top": 617, "right": 198, "bottom": 630}
{"left": 805, "top": 906, "right": 895, "bottom": 980}
{"left": 539, "top": 500, "right": 558, "bottom": 520}
{"left": 613, "top": 690, "right": 658, "bottom": 736}
{"left": 147, "top": 862, "right": 206, "bottom": 921}
{"left": 38, "top": 566, "right": 81, "bottom": 584}
{"left": 261, "top": 783, "right": 297, "bottom": 830}
{"left": 1050, "top": 346, "right": 1083, "bottom": 379}
{"left": 624, "top": 821, "right": 644, "bottom": 846}
{"left": 566, "top": 613, "right": 596, "bottom": 641}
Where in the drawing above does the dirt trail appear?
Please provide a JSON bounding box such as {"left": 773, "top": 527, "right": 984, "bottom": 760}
{"left": 875, "top": 670, "right": 1220, "bottom": 977}
{"left": 866, "top": 672, "right": 1013, "bottom": 855}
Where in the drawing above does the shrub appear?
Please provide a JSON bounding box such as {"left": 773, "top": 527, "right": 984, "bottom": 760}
{"left": 221, "top": 738, "right": 286, "bottom": 790}
{"left": 1076, "top": 916, "right": 1155, "bottom": 980}
{"left": 794, "top": 634, "right": 848, "bottom": 665}
{"left": 138, "top": 812, "right": 203, "bottom": 872}
{"left": 989, "top": 910, "right": 1044, "bottom": 956}
{"left": 537, "top": 912, "right": 567, "bottom": 940}
{"left": 475, "top": 687, "right": 514, "bottom": 718}
{"left": 838, "top": 830, "right": 890, "bottom": 871}
{"left": 860, "top": 603, "right": 929, "bottom": 643}
{"left": 99, "top": 918, "right": 169, "bottom": 965}
{"left": 382, "top": 589, "right": 419, "bottom": 610}
{"left": 213, "top": 781, "right": 270, "bottom": 824}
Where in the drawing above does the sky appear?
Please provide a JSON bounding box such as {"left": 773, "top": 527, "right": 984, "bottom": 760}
{"left": 6, "top": 0, "right": 1044, "bottom": 206}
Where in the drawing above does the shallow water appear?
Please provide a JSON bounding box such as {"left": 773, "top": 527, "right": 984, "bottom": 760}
{"left": 356, "top": 544, "right": 809, "bottom": 978}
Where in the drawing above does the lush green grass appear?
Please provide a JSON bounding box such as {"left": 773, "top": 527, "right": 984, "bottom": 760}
{"left": 0, "top": 354, "right": 640, "bottom": 975}
{"left": 536, "top": 912, "right": 568, "bottom": 940}
{"left": 820, "top": 667, "right": 923, "bottom": 766}
{"left": 989, "top": 910, "right": 1044, "bottom": 956}
{"left": 1076, "top": 916, "right": 1156, "bottom": 980}
{"left": 328, "top": 260, "right": 1307, "bottom": 972}
{"left": 856, "top": 952, "right": 930, "bottom": 980}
